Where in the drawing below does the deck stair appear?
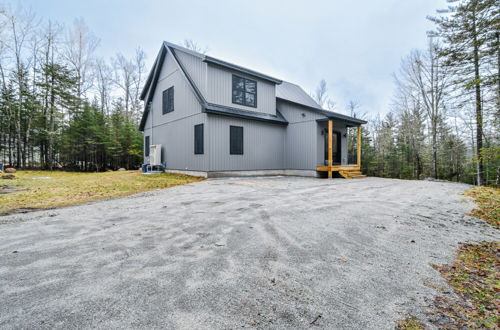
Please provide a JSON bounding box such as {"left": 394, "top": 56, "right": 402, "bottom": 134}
{"left": 316, "top": 165, "right": 366, "bottom": 179}
{"left": 338, "top": 169, "right": 366, "bottom": 179}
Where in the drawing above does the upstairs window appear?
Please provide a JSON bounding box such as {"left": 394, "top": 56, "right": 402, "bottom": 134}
{"left": 194, "top": 124, "right": 204, "bottom": 154}
{"left": 162, "top": 86, "right": 174, "bottom": 114}
{"left": 230, "top": 126, "right": 244, "bottom": 155}
{"left": 232, "top": 75, "right": 257, "bottom": 108}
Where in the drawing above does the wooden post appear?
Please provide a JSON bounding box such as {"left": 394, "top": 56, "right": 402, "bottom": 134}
{"left": 357, "top": 126, "right": 362, "bottom": 168}
{"left": 328, "top": 120, "right": 333, "bottom": 178}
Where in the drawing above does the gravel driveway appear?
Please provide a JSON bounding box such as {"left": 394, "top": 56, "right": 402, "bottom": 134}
{"left": 0, "top": 177, "right": 497, "bottom": 329}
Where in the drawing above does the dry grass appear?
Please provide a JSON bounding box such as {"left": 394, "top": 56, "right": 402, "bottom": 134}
{"left": 464, "top": 186, "right": 500, "bottom": 229}
{"left": 431, "top": 242, "right": 499, "bottom": 328}
{"left": 0, "top": 170, "right": 203, "bottom": 215}
{"left": 427, "top": 187, "right": 500, "bottom": 328}
{"left": 396, "top": 316, "right": 426, "bottom": 330}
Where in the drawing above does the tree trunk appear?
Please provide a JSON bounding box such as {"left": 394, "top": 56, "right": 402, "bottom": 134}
{"left": 472, "top": 12, "right": 484, "bottom": 186}
{"left": 432, "top": 121, "right": 438, "bottom": 179}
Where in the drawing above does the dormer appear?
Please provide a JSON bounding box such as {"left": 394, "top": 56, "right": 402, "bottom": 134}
{"left": 203, "top": 56, "right": 282, "bottom": 116}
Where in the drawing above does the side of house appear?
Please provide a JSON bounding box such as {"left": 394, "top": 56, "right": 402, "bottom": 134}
{"left": 139, "top": 41, "right": 365, "bottom": 178}
{"left": 141, "top": 48, "right": 209, "bottom": 174}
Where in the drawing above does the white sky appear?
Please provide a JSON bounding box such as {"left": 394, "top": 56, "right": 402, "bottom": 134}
{"left": 8, "top": 0, "right": 444, "bottom": 117}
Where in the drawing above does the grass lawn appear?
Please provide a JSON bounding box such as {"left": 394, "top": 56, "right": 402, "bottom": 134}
{"left": 0, "top": 170, "right": 204, "bottom": 215}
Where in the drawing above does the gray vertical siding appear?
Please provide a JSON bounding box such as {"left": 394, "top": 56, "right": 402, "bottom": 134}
{"left": 206, "top": 65, "right": 276, "bottom": 115}
{"left": 278, "top": 100, "right": 350, "bottom": 168}
{"left": 207, "top": 116, "right": 285, "bottom": 171}
{"left": 175, "top": 50, "right": 208, "bottom": 96}
{"left": 284, "top": 121, "right": 318, "bottom": 170}
{"left": 279, "top": 101, "right": 325, "bottom": 170}
{"left": 149, "top": 53, "right": 203, "bottom": 127}
{"left": 148, "top": 113, "right": 209, "bottom": 171}
{"left": 143, "top": 50, "right": 208, "bottom": 170}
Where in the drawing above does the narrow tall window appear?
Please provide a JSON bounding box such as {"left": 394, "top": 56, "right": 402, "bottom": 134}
{"left": 232, "top": 75, "right": 257, "bottom": 108}
{"left": 145, "top": 136, "right": 150, "bottom": 156}
{"left": 230, "top": 126, "right": 244, "bottom": 155}
{"left": 194, "top": 124, "right": 204, "bottom": 154}
{"left": 162, "top": 86, "right": 174, "bottom": 114}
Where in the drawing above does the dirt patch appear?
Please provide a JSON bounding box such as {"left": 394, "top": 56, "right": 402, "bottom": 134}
{"left": 428, "top": 242, "right": 499, "bottom": 328}
{"left": 0, "top": 185, "right": 21, "bottom": 195}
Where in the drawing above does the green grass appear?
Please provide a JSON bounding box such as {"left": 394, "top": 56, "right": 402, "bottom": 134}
{"left": 464, "top": 186, "right": 500, "bottom": 229}
{"left": 0, "top": 170, "right": 204, "bottom": 215}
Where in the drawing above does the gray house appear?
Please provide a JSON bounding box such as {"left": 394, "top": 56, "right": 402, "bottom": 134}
{"left": 139, "top": 41, "right": 366, "bottom": 178}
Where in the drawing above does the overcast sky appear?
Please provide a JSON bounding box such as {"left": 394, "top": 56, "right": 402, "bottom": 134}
{"left": 8, "top": 0, "right": 444, "bottom": 117}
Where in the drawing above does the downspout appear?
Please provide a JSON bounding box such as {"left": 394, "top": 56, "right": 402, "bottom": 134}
{"left": 150, "top": 101, "right": 153, "bottom": 145}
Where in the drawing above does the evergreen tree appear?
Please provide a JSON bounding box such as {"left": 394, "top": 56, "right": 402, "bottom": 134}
{"left": 429, "top": 0, "right": 498, "bottom": 185}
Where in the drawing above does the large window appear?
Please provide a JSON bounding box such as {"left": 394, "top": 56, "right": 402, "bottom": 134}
{"left": 162, "top": 86, "right": 174, "bottom": 114}
{"left": 230, "top": 126, "right": 244, "bottom": 155}
{"left": 194, "top": 124, "right": 204, "bottom": 154}
{"left": 145, "top": 136, "right": 150, "bottom": 157}
{"left": 232, "top": 75, "right": 257, "bottom": 108}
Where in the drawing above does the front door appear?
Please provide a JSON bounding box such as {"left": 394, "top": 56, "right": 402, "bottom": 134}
{"left": 324, "top": 131, "right": 341, "bottom": 165}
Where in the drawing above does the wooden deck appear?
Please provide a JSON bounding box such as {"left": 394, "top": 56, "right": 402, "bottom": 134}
{"left": 316, "top": 165, "right": 366, "bottom": 179}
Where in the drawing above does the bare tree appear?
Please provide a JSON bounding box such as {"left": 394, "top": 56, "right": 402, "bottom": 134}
{"left": 346, "top": 100, "right": 367, "bottom": 119}
{"left": 312, "top": 79, "right": 328, "bottom": 108}
{"left": 62, "top": 17, "right": 99, "bottom": 107}
{"left": 94, "top": 58, "right": 113, "bottom": 115}
{"left": 326, "top": 99, "right": 336, "bottom": 111}
{"left": 2, "top": 7, "right": 37, "bottom": 167}
{"left": 113, "top": 52, "right": 135, "bottom": 118}
{"left": 131, "top": 47, "right": 146, "bottom": 121}
{"left": 397, "top": 39, "right": 448, "bottom": 179}
{"left": 183, "top": 39, "right": 208, "bottom": 54}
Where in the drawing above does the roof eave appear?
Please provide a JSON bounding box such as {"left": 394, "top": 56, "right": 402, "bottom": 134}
{"left": 277, "top": 97, "right": 366, "bottom": 125}
{"left": 205, "top": 103, "right": 288, "bottom": 125}
{"left": 316, "top": 117, "right": 367, "bottom": 126}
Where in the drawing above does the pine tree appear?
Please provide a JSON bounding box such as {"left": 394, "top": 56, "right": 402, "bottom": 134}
{"left": 429, "top": 0, "right": 498, "bottom": 185}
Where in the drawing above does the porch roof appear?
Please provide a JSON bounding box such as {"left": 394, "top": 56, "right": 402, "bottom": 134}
{"left": 316, "top": 113, "right": 367, "bottom": 126}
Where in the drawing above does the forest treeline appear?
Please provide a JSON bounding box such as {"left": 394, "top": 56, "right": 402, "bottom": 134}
{"left": 1, "top": 1, "right": 498, "bottom": 185}
{"left": 0, "top": 7, "right": 145, "bottom": 171}
{"left": 343, "top": 0, "right": 498, "bottom": 186}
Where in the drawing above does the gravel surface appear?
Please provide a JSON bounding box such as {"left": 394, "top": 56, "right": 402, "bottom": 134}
{"left": 0, "top": 177, "right": 498, "bottom": 329}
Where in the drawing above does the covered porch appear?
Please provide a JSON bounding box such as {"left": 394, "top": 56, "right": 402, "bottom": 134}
{"left": 316, "top": 117, "right": 365, "bottom": 179}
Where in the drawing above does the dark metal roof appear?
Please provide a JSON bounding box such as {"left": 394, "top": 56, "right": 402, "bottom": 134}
{"left": 203, "top": 56, "right": 282, "bottom": 84}
{"left": 276, "top": 81, "right": 321, "bottom": 109}
{"left": 275, "top": 81, "right": 366, "bottom": 126}
{"left": 315, "top": 112, "right": 367, "bottom": 125}
{"left": 277, "top": 98, "right": 367, "bottom": 126}
{"left": 204, "top": 103, "right": 288, "bottom": 125}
